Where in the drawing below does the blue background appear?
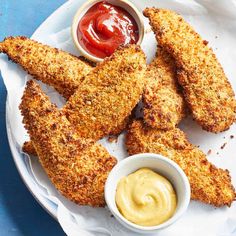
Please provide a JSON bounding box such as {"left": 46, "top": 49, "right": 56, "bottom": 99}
{"left": 0, "top": 0, "right": 67, "bottom": 235}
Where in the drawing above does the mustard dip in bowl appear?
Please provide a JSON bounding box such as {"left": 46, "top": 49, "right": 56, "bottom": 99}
{"left": 105, "top": 153, "right": 190, "bottom": 234}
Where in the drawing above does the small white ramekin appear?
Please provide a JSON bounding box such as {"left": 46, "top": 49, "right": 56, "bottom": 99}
{"left": 105, "top": 153, "right": 190, "bottom": 234}
{"left": 71, "top": 0, "right": 144, "bottom": 62}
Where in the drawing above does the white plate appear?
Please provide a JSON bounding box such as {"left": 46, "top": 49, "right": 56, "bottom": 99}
{"left": 2, "top": 0, "right": 236, "bottom": 235}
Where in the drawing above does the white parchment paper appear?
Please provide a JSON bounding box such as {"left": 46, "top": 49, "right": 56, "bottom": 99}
{"left": 1, "top": 0, "right": 236, "bottom": 235}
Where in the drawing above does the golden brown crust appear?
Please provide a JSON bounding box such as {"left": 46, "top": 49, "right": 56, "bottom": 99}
{"left": 143, "top": 8, "right": 236, "bottom": 133}
{"left": 108, "top": 115, "right": 130, "bottom": 136}
{"left": 0, "top": 36, "right": 92, "bottom": 99}
{"left": 126, "top": 120, "right": 236, "bottom": 207}
{"left": 1, "top": 36, "right": 131, "bottom": 155}
{"left": 63, "top": 45, "right": 146, "bottom": 140}
{"left": 22, "top": 141, "right": 37, "bottom": 156}
{"left": 143, "top": 46, "right": 186, "bottom": 129}
{"left": 19, "top": 80, "right": 117, "bottom": 207}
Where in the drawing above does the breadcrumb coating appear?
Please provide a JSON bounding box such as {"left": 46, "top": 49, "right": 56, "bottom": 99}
{"left": 63, "top": 45, "right": 146, "bottom": 140}
{"left": 0, "top": 36, "right": 92, "bottom": 99}
{"left": 22, "top": 141, "right": 37, "bottom": 156}
{"left": 143, "top": 46, "right": 186, "bottom": 129}
{"left": 143, "top": 8, "right": 236, "bottom": 133}
{"left": 19, "top": 80, "right": 117, "bottom": 207}
{"left": 0, "top": 37, "right": 131, "bottom": 155}
{"left": 126, "top": 120, "right": 236, "bottom": 207}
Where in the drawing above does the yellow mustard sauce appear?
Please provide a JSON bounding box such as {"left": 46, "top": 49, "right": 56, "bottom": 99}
{"left": 115, "top": 168, "right": 177, "bottom": 226}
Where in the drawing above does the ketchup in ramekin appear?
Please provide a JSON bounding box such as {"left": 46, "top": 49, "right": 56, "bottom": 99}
{"left": 77, "top": 2, "right": 139, "bottom": 59}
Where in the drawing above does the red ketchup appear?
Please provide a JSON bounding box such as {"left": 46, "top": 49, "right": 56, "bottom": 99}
{"left": 77, "top": 2, "right": 139, "bottom": 58}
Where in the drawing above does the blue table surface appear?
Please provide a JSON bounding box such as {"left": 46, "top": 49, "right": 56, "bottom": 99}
{"left": 0, "top": 1, "right": 68, "bottom": 235}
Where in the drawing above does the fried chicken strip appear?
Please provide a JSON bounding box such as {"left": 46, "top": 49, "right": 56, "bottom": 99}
{"left": 143, "top": 8, "right": 236, "bottom": 133}
{"left": 19, "top": 80, "right": 117, "bottom": 207}
{"left": 144, "top": 46, "right": 186, "bottom": 129}
{"left": 126, "top": 120, "right": 236, "bottom": 207}
{"left": 0, "top": 36, "right": 131, "bottom": 155}
{"left": 0, "top": 36, "right": 92, "bottom": 99}
{"left": 63, "top": 45, "right": 146, "bottom": 140}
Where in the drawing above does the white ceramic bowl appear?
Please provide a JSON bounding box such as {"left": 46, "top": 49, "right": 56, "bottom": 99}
{"left": 105, "top": 153, "right": 191, "bottom": 234}
{"left": 71, "top": 0, "right": 144, "bottom": 62}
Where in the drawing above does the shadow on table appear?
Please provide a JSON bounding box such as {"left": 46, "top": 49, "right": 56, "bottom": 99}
{"left": 0, "top": 84, "right": 65, "bottom": 236}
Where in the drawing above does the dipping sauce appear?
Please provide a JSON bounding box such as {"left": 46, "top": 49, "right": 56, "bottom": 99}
{"left": 115, "top": 168, "right": 177, "bottom": 226}
{"left": 77, "top": 2, "right": 139, "bottom": 58}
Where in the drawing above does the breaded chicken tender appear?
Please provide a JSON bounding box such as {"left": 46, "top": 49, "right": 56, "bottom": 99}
{"left": 126, "top": 120, "right": 236, "bottom": 207}
{"left": 144, "top": 46, "right": 186, "bottom": 129}
{"left": 63, "top": 45, "right": 146, "bottom": 140}
{"left": 143, "top": 8, "right": 236, "bottom": 133}
{"left": 19, "top": 80, "right": 117, "bottom": 207}
{"left": 1, "top": 37, "right": 131, "bottom": 155}
{"left": 0, "top": 36, "right": 92, "bottom": 99}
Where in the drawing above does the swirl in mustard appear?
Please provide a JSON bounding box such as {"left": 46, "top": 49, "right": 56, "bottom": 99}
{"left": 115, "top": 168, "right": 177, "bottom": 226}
